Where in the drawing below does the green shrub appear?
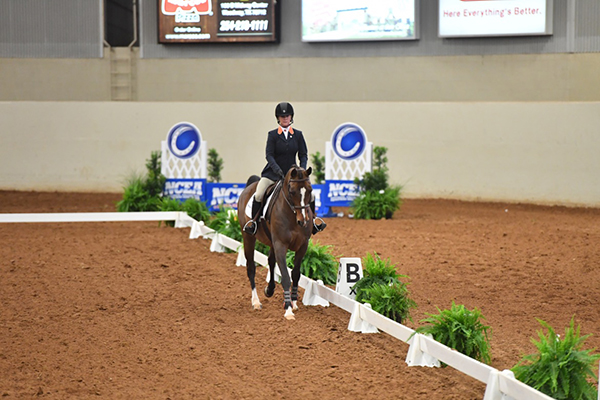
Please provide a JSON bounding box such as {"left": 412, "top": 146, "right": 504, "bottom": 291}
{"left": 117, "top": 151, "right": 165, "bottom": 212}
{"left": 159, "top": 196, "right": 183, "bottom": 227}
{"left": 512, "top": 317, "right": 600, "bottom": 400}
{"left": 352, "top": 252, "right": 404, "bottom": 303}
{"left": 181, "top": 198, "right": 211, "bottom": 223}
{"left": 373, "top": 146, "right": 388, "bottom": 170}
{"left": 117, "top": 175, "right": 161, "bottom": 212}
{"left": 311, "top": 151, "right": 326, "bottom": 184}
{"left": 208, "top": 148, "right": 223, "bottom": 183}
{"left": 352, "top": 187, "right": 402, "bottom": 220}
{"left": 355, "top": 146, "right": 389, "bottom": 192}
{"left": 415, "top": 301, "right": 492, "bottom": 365}
{"left": 352, "top": 146, "right": 402, "bottom": 219}
{"left": 208, "top": 208, "right": 231, "bottom": 232}
{"left": 144, "top": 151, "right": 166, "bottom": 197}
{"left": 357, "top": 169, "right": 388, "bottom": 192}
{"left": 207, "top": 209, "right": 241, "bottom": 253}
{"left": 157, "top": 196, "right": 211, "bottom": 227}
{"left": 217, "top": 211, "right": 242, "bottom": 243}
{"left": 363, "top": 282, "right": 416, "bottom": 324}
{"left": 286, "top": 239, "right": 339, "bottom": 285}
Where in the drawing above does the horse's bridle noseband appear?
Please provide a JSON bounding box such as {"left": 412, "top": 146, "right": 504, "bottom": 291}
{"left": 284, "top": 177, "right": 311, "bottom": 215}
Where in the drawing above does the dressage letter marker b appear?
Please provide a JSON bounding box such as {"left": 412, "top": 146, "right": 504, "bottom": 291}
{"left": 335, "top": 257, "right": 363, "bottom": 299}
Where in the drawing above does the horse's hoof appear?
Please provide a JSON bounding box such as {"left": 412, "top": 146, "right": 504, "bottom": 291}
{"left": 292, "top": 300, "right": 299, "bottom": 311}
{"left": 264, "top": 286, "right": 274, "bottom": 298}
{"left": 252, "top": 303, "right": 262, "bottom": 310}
{"left": 284, "top": 307, "right": 295, "bottom": 320}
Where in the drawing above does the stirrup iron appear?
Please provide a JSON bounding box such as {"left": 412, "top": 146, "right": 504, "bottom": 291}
{"left": 313, "top": 217, "right": 326, "bottom": 233}
{"left": 243, "top": 219, "right": 258, "bottom": 235}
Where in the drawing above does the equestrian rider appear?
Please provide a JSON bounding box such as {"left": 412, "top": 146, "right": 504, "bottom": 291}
{"left": 243, "top": 102, "right": 326, "bottom": 236}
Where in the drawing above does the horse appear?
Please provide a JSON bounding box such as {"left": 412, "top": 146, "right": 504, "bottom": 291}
{"left": 237, "top": 166, "right": 314, "bottom": 320}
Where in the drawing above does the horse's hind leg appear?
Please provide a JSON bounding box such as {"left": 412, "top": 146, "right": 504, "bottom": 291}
{"left": 291, "top": 243, "right": 308, "bottom": 311}
{"left": 273, "top": 243, "right": 294, "bottom": 320}
{"left": 264, "top": 248, "right": 276, "bottom": 298}
{"left": 244, "top": 235, "right": 262, "bottom": 310}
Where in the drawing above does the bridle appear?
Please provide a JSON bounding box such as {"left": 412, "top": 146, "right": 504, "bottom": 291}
{"left": 283, "top": 176, "right": 311, "bottom": 216}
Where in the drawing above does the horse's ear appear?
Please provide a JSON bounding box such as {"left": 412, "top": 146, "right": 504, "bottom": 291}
{"left": 306, "top": 167, "right": 312, "bottom": 176}
{"left": 291, "top": 169, "right": 298, "bottom": 179}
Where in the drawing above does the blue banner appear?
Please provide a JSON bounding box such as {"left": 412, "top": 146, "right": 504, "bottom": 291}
{"left": 163, "top": 181, "right": 332, "bottom": 217}
{"left": 324, "top": 180, "right": 359, "bottom": 207}
{"left": 164, "top": 178, "right": 206, "bottom": 201}
{"left": 206, "top": 183, "right": 245, "bottom": 212}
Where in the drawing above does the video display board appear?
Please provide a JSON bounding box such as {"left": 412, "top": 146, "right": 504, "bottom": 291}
{"left": 302, "top": 0, "right": 419, "bottom": 42}
{"left": 158, "top": 0, "right": 279, "bottom": 43}
{"left": 439, "top": 0, "right": 553, "bottom": 38}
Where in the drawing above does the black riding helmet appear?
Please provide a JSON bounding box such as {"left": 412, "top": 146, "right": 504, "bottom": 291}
{"left": 275, "top": 102, "right": 294, "bottom": 124}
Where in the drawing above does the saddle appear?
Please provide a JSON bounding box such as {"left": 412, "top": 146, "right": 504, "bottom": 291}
{"left": 245, "top": 180, "right": 282, "bottom": 223}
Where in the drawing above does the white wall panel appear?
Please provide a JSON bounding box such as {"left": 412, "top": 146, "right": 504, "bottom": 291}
{"left": 1, "top": 101, "right": 598, "bottom": 207}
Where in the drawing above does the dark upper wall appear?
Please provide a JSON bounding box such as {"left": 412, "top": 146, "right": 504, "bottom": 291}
{"left": 1, "top": 0, "right": 599, "bottom": 59}
{"left": 0, "top": 0, "right": 103, "bottom": 58}
{"left": 139, "top": 0, "right": 600, "bottom": 59}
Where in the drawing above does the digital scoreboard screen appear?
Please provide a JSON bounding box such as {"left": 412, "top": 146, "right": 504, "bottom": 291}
{"left": 158, "top": 0, "right": 279, "bottom": 43}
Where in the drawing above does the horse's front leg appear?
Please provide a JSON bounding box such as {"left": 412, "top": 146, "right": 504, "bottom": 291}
{"left": 273, "top": 242, "right": 294, "bottom": 320}
{"left": 264, "top": 248, "right": 276, "bottom": 298}
{"left": 291, "top": 242, "right": 308, "bottom": 311}
{"left": 243, "top": 235, "right": 262, "bottom": 310}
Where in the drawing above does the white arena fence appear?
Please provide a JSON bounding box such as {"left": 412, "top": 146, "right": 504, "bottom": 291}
{"left": 0, "top": 211, "right": 573, "bottom": 400}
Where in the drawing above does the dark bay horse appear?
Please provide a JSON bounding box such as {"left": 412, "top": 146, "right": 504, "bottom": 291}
{"left": 237, "top": 166, "right": 313, "bottom": 320}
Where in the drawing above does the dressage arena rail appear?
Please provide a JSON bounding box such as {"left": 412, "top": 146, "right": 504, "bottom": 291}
{"left": 0, "top": 211, "right": 570, "bottom": 400}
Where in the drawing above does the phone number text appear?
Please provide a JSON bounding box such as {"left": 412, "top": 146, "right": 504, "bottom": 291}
{"left": 219, "top": 19, "right": 269, "bottom": 32}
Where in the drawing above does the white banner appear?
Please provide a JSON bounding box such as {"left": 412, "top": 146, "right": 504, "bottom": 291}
{"left": 439, "top": 0, "right": 553, "bottom": 38}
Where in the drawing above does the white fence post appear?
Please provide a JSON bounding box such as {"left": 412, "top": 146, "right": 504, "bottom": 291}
{"left": 483, "top": 370, "right": 516, "bottom": 400}
{"left": 405, "top": 333, "right": 440, "bottom": 368}
{"left": 348, "top": 303, "right": 378, "bottom": 333}
{"left": 302, "top": 280, "right": 330, "bottom": 307}
{"left": 209, "top": 233, "right": 226, "bottom": 252}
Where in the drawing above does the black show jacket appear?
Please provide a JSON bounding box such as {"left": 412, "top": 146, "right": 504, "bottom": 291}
{"left": 260, "top": 126, "right": 308, "bottom": 181}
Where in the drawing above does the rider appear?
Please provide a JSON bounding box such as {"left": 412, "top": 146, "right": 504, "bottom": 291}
{"left": 243, "top": 102, "right": 326, "bottom": 236}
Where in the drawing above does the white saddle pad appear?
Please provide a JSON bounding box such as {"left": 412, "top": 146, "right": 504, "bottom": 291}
{"left": 245, "top": 190, "right": 275, "bottom": 219}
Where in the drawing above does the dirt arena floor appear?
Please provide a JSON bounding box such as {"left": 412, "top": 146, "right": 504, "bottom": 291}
{"left": 1, "top": 190, "right": 599, "bottom": 399}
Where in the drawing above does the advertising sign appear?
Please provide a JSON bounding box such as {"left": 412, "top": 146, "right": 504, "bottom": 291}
{"left": 326, "top": 180, "right": 360, "bottom": 204}
{"left": 164, "top": 179, "right": 205, "bottom": 201}
{"left": 208, "top": 183, "right": 244, "bottom": 211}
{"left": 161, "top": 122, "right": 207, "bottom": 202}
{"left": 330, "top": 123, "right": 368, "bottom": 161}
{"left": 439, "top": 0, "right": 553, "bottom": 38}
{"left": 323, "top": 123, "right": 372, "bottom": 212}
{"left": 158, "top": 0, "right": 279, "bottom": 43}
{"left": 302, "top": 0, "right": 418, "bottom": 42}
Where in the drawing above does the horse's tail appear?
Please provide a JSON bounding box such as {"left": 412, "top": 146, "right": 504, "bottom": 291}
{"left": 246, "top": 175, "right": 260, "bottom": 187}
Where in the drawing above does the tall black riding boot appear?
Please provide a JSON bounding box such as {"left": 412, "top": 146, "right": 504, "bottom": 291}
{"left": 310, "top": 200, "right": 326, "bottom": 234}
{"left": 243, "top": 200, "right": 262, "bottom": 235}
